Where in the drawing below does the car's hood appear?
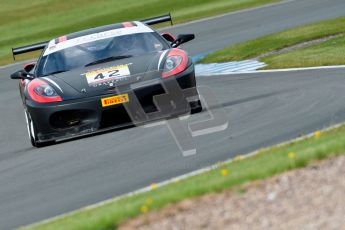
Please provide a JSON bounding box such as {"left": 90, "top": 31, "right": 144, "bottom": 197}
{"left": 47, "top": 51, "right": 166, "bottom": 97}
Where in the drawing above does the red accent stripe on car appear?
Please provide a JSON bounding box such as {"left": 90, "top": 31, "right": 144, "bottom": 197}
{"left": 58, "top": 36, "right": 67, "bottom": 43}
{"left": 122, "top": 22, "right": 134, "bottom": 28}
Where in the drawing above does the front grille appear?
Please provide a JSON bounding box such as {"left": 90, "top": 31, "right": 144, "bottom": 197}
{"left": 100, "top": 105, "right": 132, "bottom": 128}
{"left": 50, "top": 110, "right": 96, "bottom": 129}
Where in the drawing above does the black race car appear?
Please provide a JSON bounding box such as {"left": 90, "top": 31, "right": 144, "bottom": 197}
{"left": 10, "top": 14, "right": 201, "bottom": 147}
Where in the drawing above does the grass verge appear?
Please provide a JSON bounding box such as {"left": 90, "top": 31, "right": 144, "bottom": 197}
{"left": 24, "top": 123, "right": 345, "bottom": 230}
{"left": 199, "top": 16, "right": 345, "bottom": 69}
{"left": 0, "top": 0, "right": 279, "bottom": 66}
{"left": 261, "top": 35, "right": 345, "bottom": 69}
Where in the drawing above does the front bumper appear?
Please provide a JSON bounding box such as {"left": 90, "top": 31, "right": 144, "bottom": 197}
{"left": 26, "top": 67, "right": 199, "bottom": 142}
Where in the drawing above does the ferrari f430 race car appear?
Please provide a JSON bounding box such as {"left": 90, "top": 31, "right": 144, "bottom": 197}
{"left": 10, "top": 14, "right": 202, "bottom": 147}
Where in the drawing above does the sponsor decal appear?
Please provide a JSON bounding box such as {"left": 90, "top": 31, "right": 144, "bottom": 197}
{"left": 101, "top": 94, "right": 129, "bottom": 107}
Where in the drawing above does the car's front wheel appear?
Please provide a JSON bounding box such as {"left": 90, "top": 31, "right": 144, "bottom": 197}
{"left": 24, "top": 110, "right": 54, "bottom": 147}
{"left": 24, "top": 110, "right": 39, "bottom": 147}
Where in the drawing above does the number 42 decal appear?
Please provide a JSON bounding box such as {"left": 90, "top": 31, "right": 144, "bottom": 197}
{"left": 94, "top": 70, "right": 120, "bottom": 80}
{"left": 85, "top": 64, "right": 131, "bottom": 85}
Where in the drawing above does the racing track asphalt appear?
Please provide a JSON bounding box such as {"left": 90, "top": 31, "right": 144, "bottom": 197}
{"left": 1, "top": 0, "right": 345, "bottom": 229}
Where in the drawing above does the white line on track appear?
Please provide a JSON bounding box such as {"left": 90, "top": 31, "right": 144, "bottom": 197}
{"left": 24, "top": 120, "right": 345, "bottom": 229}
{"left": 196, "top": 65, "right": 345, "bottom": 76}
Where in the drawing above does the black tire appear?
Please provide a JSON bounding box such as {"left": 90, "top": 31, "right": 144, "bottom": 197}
{"left": 25, "top": 110, "right": 38, "bottom": 147}
{"left": 190, "top": 100, "right": 202, "bottom": 114}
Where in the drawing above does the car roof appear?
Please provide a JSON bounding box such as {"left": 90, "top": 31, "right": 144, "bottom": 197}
{"left": 62, "top": 21, "right": 149, "bottom": 41}
{"left": 43, "top": 21, "right": 154, "bottom": 56}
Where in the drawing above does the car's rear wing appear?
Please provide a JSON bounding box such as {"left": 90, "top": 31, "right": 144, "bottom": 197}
{"left": 141, "top": 13, "right": 173, "bottom": 26}
{"left": 11, "top": 13, "right": 173, "bottom": 60}
{"left": 12, "top": 41, "right": 49, "bottom": 60}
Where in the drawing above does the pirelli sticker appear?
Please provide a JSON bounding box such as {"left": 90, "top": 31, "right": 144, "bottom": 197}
{"left": 85, "top": 65, "right": 130, "bottom": 86}
{"left": 101, "top": 94, "right": 129, "bottom": 107}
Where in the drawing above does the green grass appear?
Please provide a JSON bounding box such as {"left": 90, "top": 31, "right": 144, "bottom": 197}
{"left": 261, "top": 35, "right": 345, "bottom": 69}
{"left": 0, "top": 0, "right": 279, "bottom": 66}
{"left": 25, "top": 124, "right": 345, "bottom": 230}
{"left": 199, "top": 16, "right": 345, "bottom": 68}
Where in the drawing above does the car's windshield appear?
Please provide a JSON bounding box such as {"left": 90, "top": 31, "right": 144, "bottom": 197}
{"left": 36, "top": 32, "right": 168, "bottom": 77}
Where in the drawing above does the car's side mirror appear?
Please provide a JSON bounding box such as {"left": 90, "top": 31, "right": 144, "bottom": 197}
{"left": 24, "top": 62, "right": 36, "bottom": 73}
{"left": 171, "top": 34, "right": 195, "bottom": 48}
{"left": 10, "top": 70, "right": 34, "bottom": 80}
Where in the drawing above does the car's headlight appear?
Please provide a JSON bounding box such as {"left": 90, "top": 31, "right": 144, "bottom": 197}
{"left": 162, "top": 49, "right": 188, "bottom": 78}
{"left": 28, "top": 79, "right": 62, "bottom": 103}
